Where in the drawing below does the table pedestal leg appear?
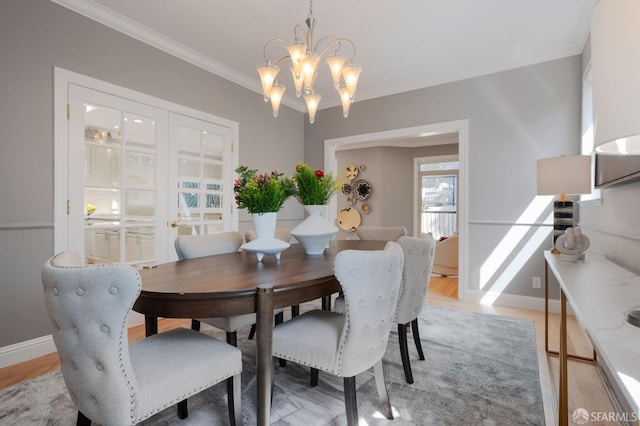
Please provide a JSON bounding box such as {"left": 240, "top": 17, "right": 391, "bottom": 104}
{"left": 256, "top": 285, "right": 274, "bottom": 426}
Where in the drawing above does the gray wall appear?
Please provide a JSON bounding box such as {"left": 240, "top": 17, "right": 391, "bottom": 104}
{"left": 335, "top": 143, "right": 458, "bottom": 238}
{"left": 307, "top": 56, "right": 582, "bottom": 300}
{"left": 0, "top": 0, "right": 304, "bottom": 347}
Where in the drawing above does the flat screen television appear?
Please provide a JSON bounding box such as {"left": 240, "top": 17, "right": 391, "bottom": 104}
{"left": 594, "top": 153, "right": 640, "bottom": 188}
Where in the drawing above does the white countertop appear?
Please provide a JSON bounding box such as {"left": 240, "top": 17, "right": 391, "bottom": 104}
{"left": 545, "top": 250, "right": 640, "bottom": 414}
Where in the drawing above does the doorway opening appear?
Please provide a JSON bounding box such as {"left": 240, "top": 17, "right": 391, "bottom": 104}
{"left": 324, "top": 120, "right": 468, "bottom": 301}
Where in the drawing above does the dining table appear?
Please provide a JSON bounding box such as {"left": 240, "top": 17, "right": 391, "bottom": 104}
{"left": 133, "top": 239, "right": 386, "bottom": 425}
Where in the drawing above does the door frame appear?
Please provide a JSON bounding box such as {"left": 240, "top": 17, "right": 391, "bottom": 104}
{"left": 53, "top": 67, "right": 239, "bottom": 255}
{"left": 323, "top": 120, "right": 468, "bottom": 301}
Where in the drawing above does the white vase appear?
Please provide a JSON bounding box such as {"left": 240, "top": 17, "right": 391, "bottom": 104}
{"left": 241, "top": 212, "right": 290, "bottom": 261}
{"left": 291, "top": 205, "right": 339, "bottom": 255}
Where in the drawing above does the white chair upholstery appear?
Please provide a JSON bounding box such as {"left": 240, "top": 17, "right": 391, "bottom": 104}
{"left": 332, "top": 235, "right": 436, "bottom": 384}
{"left": 272, "top": 242, "right": 404, "bottom": 425}
{"left": 244, "top": 228, "right": 291, "bottom": 243}
{"left": 174, "top": 231, "right": 285, "bottom": 345}
{"left": 41, "top": 251, "right": 242, "bottom": 426}
{"left": 355, "top": 225, "right": 407, "bottom": 241}
{"left": 393, "top": 235, "right": 436, "bottom": 383}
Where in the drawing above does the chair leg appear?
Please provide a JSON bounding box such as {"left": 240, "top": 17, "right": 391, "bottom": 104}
{"left": 227, "top": 331, "right": 238, "bottom": 347}
{"left": 411, "top": 318, "right": 425, "bottom": 360}
{"left": 248, "top": 324, "right": 256, "bottom": 340}
{"left": 398, "top": 323, "right": 414, "bottom": 384}
{"left": 177, "top": 399, "right": 188, "bottom": 419}
{"left": 227, "top": 373, "right": 242, "bottom": 426}
{"left": 343, "top": 376, "right": 358, "bottom": 426}
{"left": 310, "top": 367, "right": 319, "bottom": 387}
{"left": 373, "top": 360, "right": 393, "bottom": 420}
{"left": 322, "top": 295, "right": 331, "bottom": 311}
{"left": 191, "top": 319, "right": 201, "bottom": 331}
{"left": 76, "top": 411, "right": 91, "bottom": 426}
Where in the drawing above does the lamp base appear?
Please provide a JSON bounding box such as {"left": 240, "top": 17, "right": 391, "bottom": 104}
{"left": 553, "top": 199, "right": 575, "bottom": 245}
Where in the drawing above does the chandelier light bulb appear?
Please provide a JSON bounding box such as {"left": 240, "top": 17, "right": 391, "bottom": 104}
{"left": 337, "top": 84, "right": 351, "bottom": 118}
{"left": 304, "top": 90, "right": 322, "bottom": 124}
{"left": 287, "top": 43, "right": 306, "bottom": 71}
{"left": 270, "top": 82, "right": 286, "bottom": 117}
{"left": 300, "top": 53, "right": 320, "bottom": 91}
{"left": 326, "top": 55, "right": 346, "bottom": 89}
{"left": 341, "top": 63, "right": 361, "bottom": 100}
{"left": 257, "top": 62, "right": 279, "bottom": 102}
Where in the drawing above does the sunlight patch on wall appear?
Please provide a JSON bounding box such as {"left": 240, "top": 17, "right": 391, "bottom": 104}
{"left": 479, "top": 196, "right": 553, "bottom": 291}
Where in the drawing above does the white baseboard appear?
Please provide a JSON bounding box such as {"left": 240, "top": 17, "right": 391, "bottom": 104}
{"left": 463, "top": 290, "right": 570, "bottom": 315}
{"left": 0, "top": 335, "right": 57, "bottom": 369}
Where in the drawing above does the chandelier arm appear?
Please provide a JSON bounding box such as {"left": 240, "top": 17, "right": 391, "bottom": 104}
{"left": 262, "top": 38, "right": 290, "bottom": 61}
{"left": 293, "top": 24, "right": 308, "bottom": 43}
{"left": 314, "top": 37, "right": 357, "bottom": 60}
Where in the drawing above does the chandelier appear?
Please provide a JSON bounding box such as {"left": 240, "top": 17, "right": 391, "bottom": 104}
{"left": 256, "top": 0, "right": 362, "bottom": 124}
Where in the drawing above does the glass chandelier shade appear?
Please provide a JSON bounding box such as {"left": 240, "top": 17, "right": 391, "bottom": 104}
{"left": 269, "top": 82, "right": 286, "bottom": 117}
{"left": 304, "top": 90, "right": 322, "bottom": 124}
{"left": 257, "top": 0, "right": 361, "bottom": 123}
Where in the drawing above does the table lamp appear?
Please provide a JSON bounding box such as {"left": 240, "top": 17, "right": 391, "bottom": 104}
{"left": 537, "top": 155, "right": 591, "bottom": 253}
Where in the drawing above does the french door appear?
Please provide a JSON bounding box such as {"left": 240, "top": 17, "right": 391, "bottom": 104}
{"left": 61, "top": 79, "right": 237, "bottom": 266}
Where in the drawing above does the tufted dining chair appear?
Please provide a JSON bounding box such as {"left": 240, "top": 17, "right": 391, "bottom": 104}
{"left": 41, "top": 251, "right": 242, "bottom": 426}
{"left": 272, "top": 242, "right": 404, "bottom": 425}
{"left": 393, "top": 234, "right": 436, "bottom": 383}
{"left": 175, "top": 231, "right": 285, "bottom": 346}
{"left": 356, "top": 225, "right": 407, "bottom": 242}
{"left": 332, "top": 234, "right": 436, "bottom": 384}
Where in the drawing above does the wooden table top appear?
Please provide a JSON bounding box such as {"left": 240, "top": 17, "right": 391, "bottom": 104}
{"left": 133, "top": 239, "right": 385, "bottom": 319}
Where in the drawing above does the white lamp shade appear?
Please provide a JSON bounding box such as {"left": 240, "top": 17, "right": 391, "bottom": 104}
{"left": 591, "top": 0, "right": 640, "bottom": 153}
{"left": 537, "top": 155, "right": 592, "bottom": 196}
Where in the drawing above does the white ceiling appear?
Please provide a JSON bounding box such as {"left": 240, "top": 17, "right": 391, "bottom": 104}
{"left": 54, "top": 0, "right": 597, "bottom": 113}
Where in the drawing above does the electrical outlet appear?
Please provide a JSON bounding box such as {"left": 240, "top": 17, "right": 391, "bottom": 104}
{"left": 532, "top": 276, "right": 541, "bottom": 289}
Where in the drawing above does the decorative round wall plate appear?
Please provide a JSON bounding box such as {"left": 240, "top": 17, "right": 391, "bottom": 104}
{"left": 337, "top": 207, "right": 361, "bottom": 232}
{"left": 341, "top": 183, "right": 352, "bottom": 194}
{"left": 345, "top": 165, "right": 359, "bottom": 180}
{"left": 359, "top": 164, "right": 366, "bottom": 171}
{"left": 361, "top": 203, "right": 371, "bottom": 214}
{"left": 346, "top": 195, "right": 356, "bottom": 206}
{"left": 352, "top": 179, "right": 371, "bottom": 200}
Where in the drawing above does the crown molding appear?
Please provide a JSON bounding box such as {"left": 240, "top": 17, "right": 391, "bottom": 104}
{"left": 49, "top": 0, "right": 307, "bottom": 112}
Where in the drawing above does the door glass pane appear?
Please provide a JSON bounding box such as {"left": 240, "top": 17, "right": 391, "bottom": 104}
{"left": 178, "top": 126, "right": 202, "bottom": 156}
{"left": 84, "top": 188, "right": 121, "bottom": 219}
{"left": 84, "top": 104, "right": 122, "bottom": 146}
{"left": 124, "top": 112, "right": 156, "bottom": 149}
{"left": 203, "top": 132, "right": 224, "bottom": 161}
{"left": 85, "top": 146, "right": 121, "bottom": 186}
{"left": 125, "top": 190, "right": 155, "bottom": 223}
{"left": 125, "top": 152, "right": 155, "bottom": 187}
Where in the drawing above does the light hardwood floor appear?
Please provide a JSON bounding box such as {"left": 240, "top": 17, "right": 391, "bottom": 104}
{"left": 0, "top": 276, "right": 619, "bottom": 425}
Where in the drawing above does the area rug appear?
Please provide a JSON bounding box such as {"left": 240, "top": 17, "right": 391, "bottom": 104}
{"left": 0, "top": 305, "right": 545, "bottom": 425}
